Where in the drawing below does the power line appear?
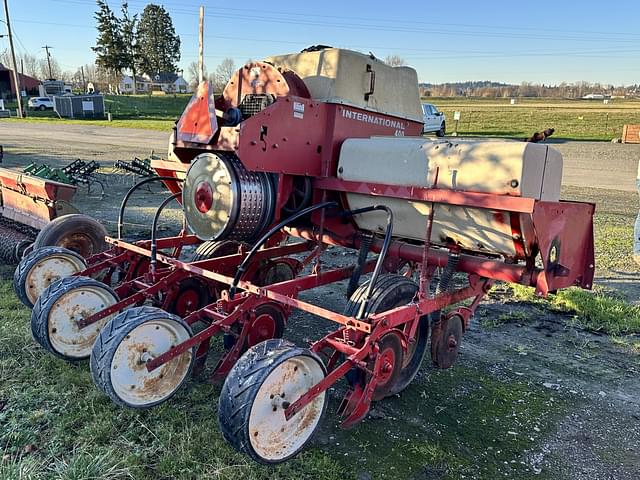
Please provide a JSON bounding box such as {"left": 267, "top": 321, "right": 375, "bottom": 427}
{"left": 59, "top": 0, "right": 640, "bottom": 40}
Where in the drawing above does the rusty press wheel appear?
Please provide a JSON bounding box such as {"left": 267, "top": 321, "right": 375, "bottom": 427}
{"left": 90, "top": 306, "right": 194, "bottom": 408}
{"left": 31, "top": 276, "right": 119, "bottom": 360}
{"left": 33, "top": 214, "right": 108, "bottom": 258}
{"left": 431, "top": 314, "right": 463, "bottom": 369}
{"left": 344, "top": 274, "right": 432, "bottom": 398}
{"left": 219, "top": 339, "right": 327, "bottom": 464}
{"left": 14, "top": 246, "right": 87, "bottom": 309}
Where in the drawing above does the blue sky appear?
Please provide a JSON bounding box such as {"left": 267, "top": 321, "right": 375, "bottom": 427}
{"left": 2, "top": 0, "right": 640, "bottom": 85}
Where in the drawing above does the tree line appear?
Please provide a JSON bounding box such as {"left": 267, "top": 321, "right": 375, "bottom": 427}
{"left": 421, "top": 81, "right": 640, "bottom": 98}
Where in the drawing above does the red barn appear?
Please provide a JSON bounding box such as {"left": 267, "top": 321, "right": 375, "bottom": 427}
{"left": 0, "top": 63, "right": 41, "bottom": 100}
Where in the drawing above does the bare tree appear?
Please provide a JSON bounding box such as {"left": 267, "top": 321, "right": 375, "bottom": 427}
{"left": 384, "top": 55, "right": 406, "bottom": 67}
{"left": 38, "top": 56, "right": 62, "bottom": 80}
{"left": 187, "top": 60, "right": 207, "bottom": 90}
{"left": 21, "top": 54, "right": 39, "bottom": 78}
{"left": 213, "top": 58, "right": 236, "bottom": 91}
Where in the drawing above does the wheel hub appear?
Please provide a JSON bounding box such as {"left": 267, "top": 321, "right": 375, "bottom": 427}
{"left": 47, "top": 284, "right": 117, "bottom": 358}
{"left": 110, "top": 318, "right": 192, "bottom": 406}
{"left": 248, "top": 355, "right": 325, "bottom": 461}
{"left": 194, "top": 181, "right": 213, "bottom": 213}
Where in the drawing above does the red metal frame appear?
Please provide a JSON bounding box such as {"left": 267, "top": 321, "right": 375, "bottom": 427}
{"left": 47, "top": 83, "right": 596, "bottom": 433}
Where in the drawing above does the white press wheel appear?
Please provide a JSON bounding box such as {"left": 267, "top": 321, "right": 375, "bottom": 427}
{"left": 219, "top": 339, "right": 327, "bottom": 464}
{"left": 90, "top": 306, "right": 194, "bottom": 408}
{"left": 14, "top": 246, "right": 87, "bottom": 308}
{"left": 31, "top": 276, "right": 118, "bottom": 360}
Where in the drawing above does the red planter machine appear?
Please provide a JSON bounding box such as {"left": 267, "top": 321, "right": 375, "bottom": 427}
{"left": 18, "top": 48, "right": 595, "bottom": 463}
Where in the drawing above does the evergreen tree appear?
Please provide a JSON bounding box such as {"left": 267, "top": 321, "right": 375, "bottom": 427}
{"left": 92, "top": 0, "right": 126, "bottom": 88}
{"left": 121, "top": 2, "right": 140, "bottom": 93}
{"left": 136, "top": 4, "right": 181, "bottom": 76}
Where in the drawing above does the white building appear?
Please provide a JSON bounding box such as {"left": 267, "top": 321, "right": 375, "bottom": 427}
{"left": 150, "top": 72, "right": 190, "bottom": 93}
{"left": 119, "top": 72, "right": 190, "bottom": 94}
{"left": 119, "top": 75, "right": 152, "bottom": 93}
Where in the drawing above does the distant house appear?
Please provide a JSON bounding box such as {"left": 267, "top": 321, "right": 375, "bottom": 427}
{"left": 151, "top": 72, "right": 190, "bottom": 94}
{"left": 0, "top": 63, "right": 41, "bottom": 100}
{"left": 119, "top": 75, "right": 152, "bottom": 93}
{"left": 119, "top": 72, "right": 189, "bottom": 94}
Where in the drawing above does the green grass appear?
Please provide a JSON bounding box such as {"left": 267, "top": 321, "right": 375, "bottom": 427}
{"left": 498, "top": 284, "right": 640, "bottom": 336}
{"left": 3, "top": 116, "right": 175, "bottom": 132}
{"left": 2, "top": 94, "right": 191, "bottom": 132}
{"left": 425, "top": 97, "right": 640, "bottom": 141}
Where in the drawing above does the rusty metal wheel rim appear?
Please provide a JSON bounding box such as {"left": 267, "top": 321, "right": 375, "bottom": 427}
{"left": 48, "top": 286, "right": 117, "bottom": 358}
{"left": 248, "top": 355, "right": 325, "bottom": 461}
{"left": 57, "top": 233, "right": 96, "bottom": 257}
{"left": 434, "top": 316, "right": 463, "bottom": 369}
{"left": 110, "top": 318, "right": 192, "bottom": 406}
{"left": 26, "top": 253, "right": 86, "bottom": 305}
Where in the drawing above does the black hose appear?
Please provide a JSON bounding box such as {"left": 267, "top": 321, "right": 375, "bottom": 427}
{"left": 117, "top": 176, "right": 184, "bottom": 239}
{"left": 341, "top": 205, "right": 394, "bottom": 320}
{"left": 150, "top": 192, "right": 182, "bottom": 272}
{"left": 228, "top": 201, "right": 338, "bottom": 299}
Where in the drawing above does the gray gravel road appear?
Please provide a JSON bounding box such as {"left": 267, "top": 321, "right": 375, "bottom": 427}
{"left": 1, "top": 122, "right": 638, "bottom": 191}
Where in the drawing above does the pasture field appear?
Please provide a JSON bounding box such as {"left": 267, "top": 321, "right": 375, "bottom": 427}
{"left": 431, "top": 97, "right": 640, "bottom": 140}
{"left": 3, "top": 95, "right": 640, "bottom": 139}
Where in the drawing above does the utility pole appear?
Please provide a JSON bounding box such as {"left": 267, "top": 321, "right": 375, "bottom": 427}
{"left": 3, "top": 0, "right": 23, "bottom": 117}
{"left": 198, "top": 6, "right": 204, "bottom": 83}
{"left": 80, "top": 65, "right": 86, "bottom": 93}
{"left": 42, "top": 44, "right": 53, "bottom": 79}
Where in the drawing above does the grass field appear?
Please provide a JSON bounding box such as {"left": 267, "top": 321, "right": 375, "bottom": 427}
{"left": 432, "top": 97, "right": 640, "bottom": 141}
{"left": 3, "top": 95, "right": 640, "bottom": 139}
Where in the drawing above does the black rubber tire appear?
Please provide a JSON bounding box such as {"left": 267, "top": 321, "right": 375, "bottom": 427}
{"left": 90, "top": 306, "right": 195, "bottom": 408}
{"left": 436, "top": 122, "right": 446, "bottom": 137}
{"left": 38, "top": 105, "right": 46, "bottom": 111}
{"left": 31, "top": 275, "right": 118, "bottom": 361}
{"left": 33, "top": 214, "right": 108, "bottom": 258}
{"left": 191, "top": 239, "right": 241, "bottom": 262}
{"left": 219, "top": 338, "right": 327, "bottom": 464}
{"left": 344, "top": 274, "right": 431, "bottom": 396}
{"left": 13, "top": 246, "right": 87, "bottom": 309}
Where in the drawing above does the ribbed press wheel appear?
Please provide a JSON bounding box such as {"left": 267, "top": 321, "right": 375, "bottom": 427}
{"left": 219, "top": 339, "right": 327, "bottom": 464}
{"left": 90, "top": 306, "right": 194, "bottom": 408}
{"left": 14, "top": 246, "right": 87, "bottom": 309}
{"left": 182, "top": 153, "right": 274, "bottom": 242}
